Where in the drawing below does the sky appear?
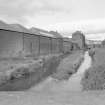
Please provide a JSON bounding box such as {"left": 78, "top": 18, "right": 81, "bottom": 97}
{"left": 0, "top": 0, "right": 105, "bottom": 40}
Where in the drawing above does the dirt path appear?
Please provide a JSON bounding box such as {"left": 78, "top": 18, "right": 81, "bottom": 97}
{"left": 66, "top": 51, "right": 92, "bottom": 91}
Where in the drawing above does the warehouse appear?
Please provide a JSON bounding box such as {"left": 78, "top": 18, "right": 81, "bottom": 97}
{"left": 0, "top": 21, "right": 64, "bottom": 58}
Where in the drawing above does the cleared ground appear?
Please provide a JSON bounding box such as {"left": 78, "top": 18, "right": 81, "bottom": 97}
{"left": 0, "top": 51, "right": 104, "bottom": 105}
{"left": 1, "top": 49, "right": 105, "bottom": 105}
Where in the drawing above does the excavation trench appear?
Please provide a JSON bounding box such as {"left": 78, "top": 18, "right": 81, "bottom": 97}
{"left": 31, "top": 51, "right": 92, "bottom": 92}
{"left": 0, "top": 51, "right": 93, "bottom": 105}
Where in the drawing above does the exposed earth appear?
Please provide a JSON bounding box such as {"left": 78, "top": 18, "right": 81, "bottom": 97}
{"left": 0, "top": 51, "right": 105, "bottom": 105}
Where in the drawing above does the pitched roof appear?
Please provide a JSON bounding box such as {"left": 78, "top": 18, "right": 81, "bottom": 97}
{"left": 29, "top": 27, "right": 40, "bottom": 35}
{"left": 0, "top": 21, "right": 31, "bottom": 33}
{"left": 0, "top": 21, "right": 13, "bottom": 30}
{"left": 49, "top": 31, "right": 62, "bottom": 38}
{"left": 0, "top": 20, "right": 57, "bottom": 38}
{"left": 30, "top": 27, "right": 55, "bottom": 37}
{"left": 9, "top": 24, "right": 31, "bottom": 33}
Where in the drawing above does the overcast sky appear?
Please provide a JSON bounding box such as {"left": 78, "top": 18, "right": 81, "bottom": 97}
{"left": 0, "top": 0, "right": 105, "bottom": 40}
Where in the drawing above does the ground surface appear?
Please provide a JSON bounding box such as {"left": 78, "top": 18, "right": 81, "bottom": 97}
{"left": 0, "top": 51, "right": 105, "bottom": 105}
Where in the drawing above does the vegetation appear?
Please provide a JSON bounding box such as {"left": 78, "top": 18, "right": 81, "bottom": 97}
{"left": 52, "top": 51, "right": 84, "bottom": 80}
{"left": 0, "top": 55, "right": 63, "bottom": 91}
{"left": 81, "top": 64, "right": 105, "bottom": 90}
{"left": 81, "top": 48, "right": 105, "bottom": 91}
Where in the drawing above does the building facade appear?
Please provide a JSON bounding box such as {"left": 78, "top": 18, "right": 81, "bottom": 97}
{"left": 72, "top": 31, "right": 86, "bottom": 49}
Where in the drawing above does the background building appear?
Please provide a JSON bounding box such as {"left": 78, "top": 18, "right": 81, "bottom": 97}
{"left": 71, "top": 31, "right": 86, "bottom": 50}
